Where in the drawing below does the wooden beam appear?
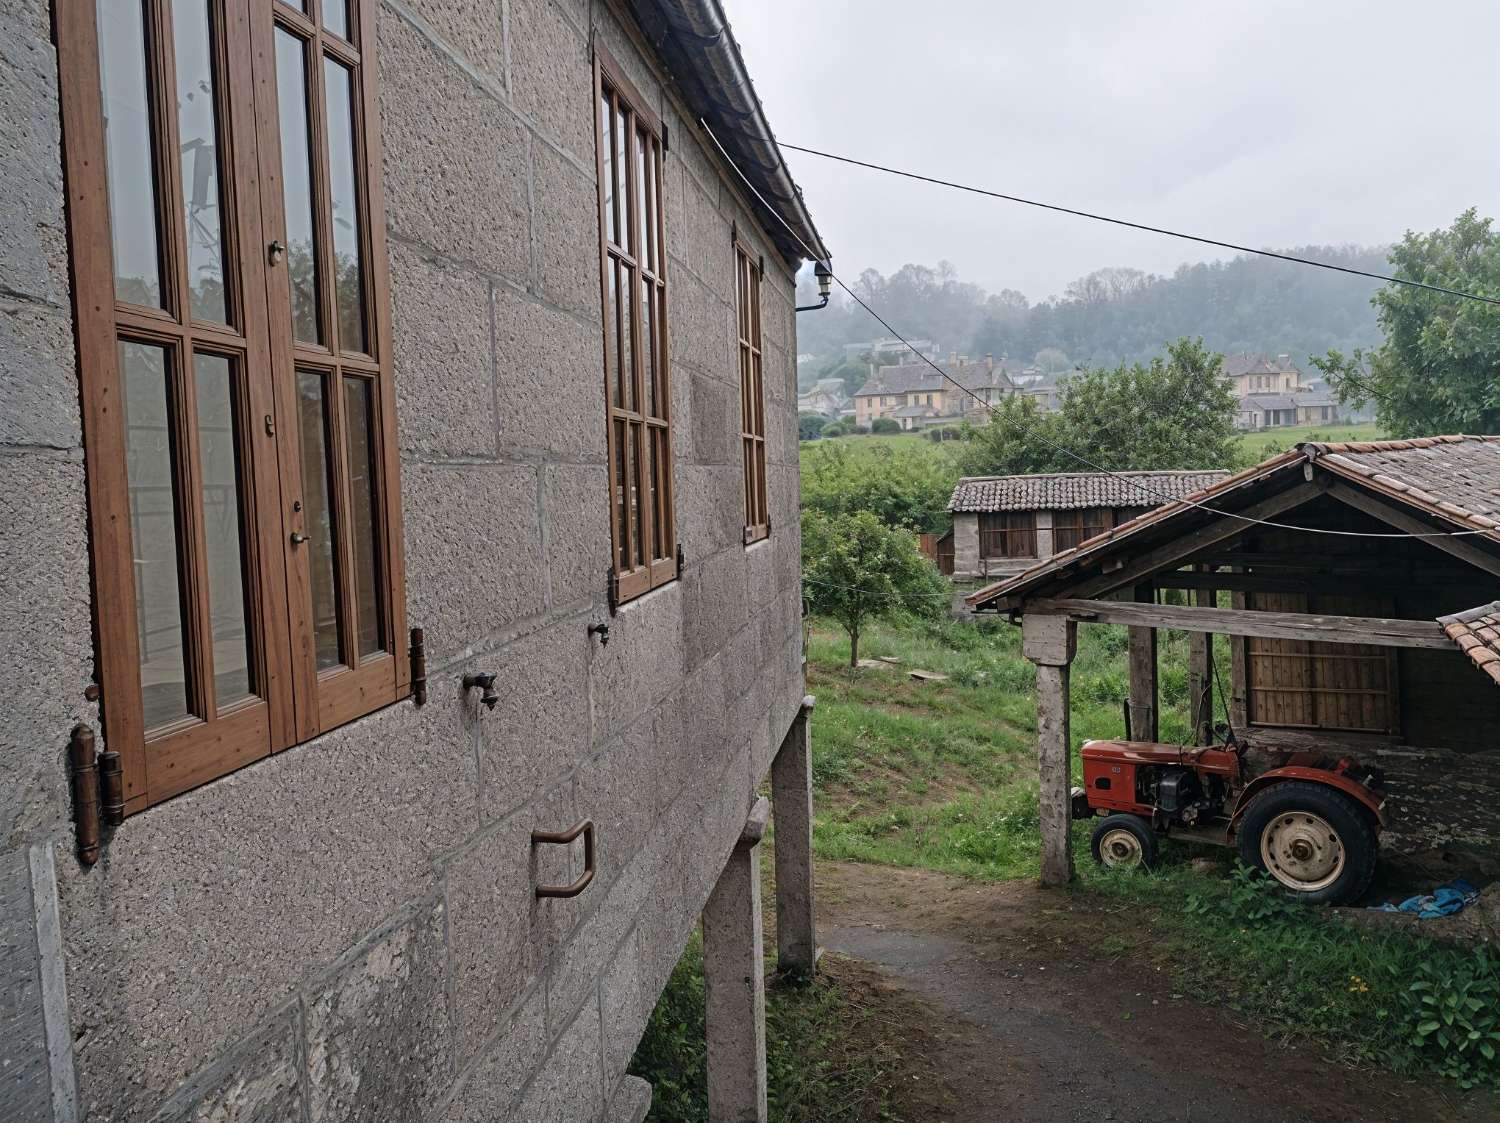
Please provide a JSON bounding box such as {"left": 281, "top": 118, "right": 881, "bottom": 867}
{"left": 1025, "top": 597, "right": 1452, "bottom": 649}
{"left": 1067, "top": 482, "right": 1324, "bottom": 599}
{"left": 1325, "top": 482, "right": 1500, "bottom": 579}
{"left": 1127, "top": 586, "right": 1157, "bottom": 741}
{"left": 1154, "top": 569, "right": 1481, "bottom": 596}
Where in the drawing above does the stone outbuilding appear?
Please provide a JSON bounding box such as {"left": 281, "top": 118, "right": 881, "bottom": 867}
{"left": 968, "top": 437, "right": 1500, "bottom": 887}
{"left": 947, "top": 470, "right": 1229, "bottom": 581}
{"left": 0, "top": 1, "right": 827, "bottom": 1119}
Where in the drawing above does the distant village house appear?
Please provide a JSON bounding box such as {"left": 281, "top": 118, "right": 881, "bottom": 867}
{"left": 854, "top": 353, "right": 1017, "bottom": 430}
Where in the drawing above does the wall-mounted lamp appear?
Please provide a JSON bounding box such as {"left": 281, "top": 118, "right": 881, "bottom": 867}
{"left": 796, "top": 261, "right": 832, "bottom": 312}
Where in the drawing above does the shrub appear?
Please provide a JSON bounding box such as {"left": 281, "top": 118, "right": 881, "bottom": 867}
{"left": 870, "top": 417, "right": 901, "bottom": 434}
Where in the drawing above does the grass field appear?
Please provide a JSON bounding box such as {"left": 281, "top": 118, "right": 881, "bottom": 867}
{"left": 1235, "top": 421, "right": 1384, "bottom": 458}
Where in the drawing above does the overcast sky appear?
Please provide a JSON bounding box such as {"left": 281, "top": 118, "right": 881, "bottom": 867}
{"left": 722, "top": 0, "right": 1500, "bottom": 302}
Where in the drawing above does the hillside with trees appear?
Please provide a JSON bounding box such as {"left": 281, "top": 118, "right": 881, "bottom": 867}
{"left": 797, "top": 246, "right": 1390, "bottom": 389}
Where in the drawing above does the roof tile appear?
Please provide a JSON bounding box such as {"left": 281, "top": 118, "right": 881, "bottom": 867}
{"left": 949, "top": 470, "right": 1229, "bottom": 513}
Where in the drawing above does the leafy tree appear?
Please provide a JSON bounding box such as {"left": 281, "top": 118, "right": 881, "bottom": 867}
{"left": 1311, "top": 209, "right": 1500, "bottom": 436}
{"left": 801, "top": 510, "right": 948, "bottom": 666}
{"left": 798, "top": 412, "right": 827, "bottom": 440}
{"left": 870, "top": 417, "right": 901, "bottom": 435}
{"left": 959, "top": 338, "right": 1241, "bottom": 475}
{"left": 801, "top": 440, "right": 957, "bottom": 533}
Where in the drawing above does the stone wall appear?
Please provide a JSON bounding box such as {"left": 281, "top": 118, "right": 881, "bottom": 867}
{"left": 0, "top": 0, "right": 806, "bottom": 1118}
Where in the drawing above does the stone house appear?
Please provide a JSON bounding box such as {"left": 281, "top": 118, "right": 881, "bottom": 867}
{"left": 1, "top": 1, "right": 827, "bottom": 1120}
{"left": 852, "top": 354, "right": 1014, "bottom": 429}
{"left": 948, "top": 471, "right": 1228, "bottom": 580}
{"left": 1223, "top": 352, "right": 1300, "bottom": 397}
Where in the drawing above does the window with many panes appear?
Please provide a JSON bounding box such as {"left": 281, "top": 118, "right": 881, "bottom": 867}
{"left": 58, "top": 0, "right": 405, "bottom": 813}
{"left": 593, "top": 41, "right": 675, "bottom": 606}
{"left": 736, "top": 239, "right": 768, "bottom": 543}
{"left": 1051, "top": 507, "right": 1115, "bottom": 552}
{"left": 978, "top": 512, "right": 1036, "bottom": 559}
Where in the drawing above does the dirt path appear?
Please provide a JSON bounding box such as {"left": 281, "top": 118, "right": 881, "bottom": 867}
{"left": 816, "top": 861, "right": 1500, "bottom": 1123}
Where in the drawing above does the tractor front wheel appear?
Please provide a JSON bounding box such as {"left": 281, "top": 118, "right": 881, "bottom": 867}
{"left": 1090, "top": 814, "right": 1158, "bottom": 872}
{"left": 1236, "top": 781, "right": 1377, "bottom": 905}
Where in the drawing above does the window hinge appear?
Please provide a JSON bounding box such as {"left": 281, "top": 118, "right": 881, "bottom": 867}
{"left": 606, "top": 567, "right": 620, "bottom": 615}
{"left": 68, "top": 724, "right": 122, "bottom": 867}
{"left": 662, "top": 122, "right": 669, "bottom": 152}
{"left": 410, "top": 627, "right": 427, "bottom": 706}
{"left": 676, "top": 543, "right": 686, "bottom": 579}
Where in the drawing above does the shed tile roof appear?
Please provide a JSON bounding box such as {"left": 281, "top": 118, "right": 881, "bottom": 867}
{"left": 948, "top": 470, "right": 1229, "bottom": 513}
{"left": 855, "top": 361, "right": 1015, "bottom": 399}
{"left": 1440, "top": 601, "right": 1500, "bottom": 687}
{"left": 1240, "top": 393, "right": 1300, "bottom": 411}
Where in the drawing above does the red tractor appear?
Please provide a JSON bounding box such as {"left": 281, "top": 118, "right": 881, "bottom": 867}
{"left": 1072, "top": 728, "right": 1387, "bottom": 904}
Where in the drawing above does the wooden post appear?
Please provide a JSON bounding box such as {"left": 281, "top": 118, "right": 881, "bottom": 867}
{"left": 1127, "top": 586, "right": 1158, "bottom": 741}
{"left": 1229, "top": 587, "right": 1251, "bottom": 730}
{"left": 1188, "top": 583, "right": 1214, "bottom": 744}
{"left": 1023, "top": 613, "right": 1076, "bottom": 888}
{"left": 772, "top": 697, "right": 817, "bottom": 980}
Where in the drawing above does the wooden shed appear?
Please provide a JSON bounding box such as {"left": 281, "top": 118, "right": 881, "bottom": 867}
{"left": 967, "top": 436, "right": 1500, "bottom": 886}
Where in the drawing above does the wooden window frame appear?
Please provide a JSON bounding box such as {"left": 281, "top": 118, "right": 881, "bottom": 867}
{"left": 57, "top": 0, "right": 406, "bottom": 816}
{"left": 979, "top": 512, "right": 1036, "bottom": 559}
{"left": 735, "top": 236, "right": 768, "bottom": 544}
{"left": 1052, "top": 507, "right": 1115, "bottom": 553}
{"left": 593, "top": 39, "right": 675, "bottom": 607}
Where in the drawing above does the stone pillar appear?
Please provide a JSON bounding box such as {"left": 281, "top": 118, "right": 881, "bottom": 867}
{"left": 1034, "top": 509, "right": 1054, "bottom": 560}
{"left": 703, "top": 797, "right": 771, "bottom": 1123}
{"left": 1023, "top": 614, "right": 1076, "bottom": 888}
{"left": 772, "top": 697, "right": 817, "bottom": 980}
{"left": 952, "top": 513, "right": 980, "bottom": 578}
{"left": 1127, "top": 586, "right": 1158, "bottom": 741}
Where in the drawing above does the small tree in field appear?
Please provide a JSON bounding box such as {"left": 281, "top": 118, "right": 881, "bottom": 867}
{"left": 802, "top": 510, "right": 948, "bottom": 667}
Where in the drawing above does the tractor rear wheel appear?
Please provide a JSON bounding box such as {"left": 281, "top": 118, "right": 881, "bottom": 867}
{"left": 1236, "top": 781, "right": 1377, "bottom": 905}
{"left": 1090, "top": 814, "right": 1157, "bottom": 872}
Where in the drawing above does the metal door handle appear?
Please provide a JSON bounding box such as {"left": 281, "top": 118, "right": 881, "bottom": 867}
{"left": 290, "top": 532, "right": 309, "bottom": 545}
{"left": 531, "top": 820, "right": 596, "bottom": 899}
{"left": 268, "top": 239, "right": 286, "bottom": 265}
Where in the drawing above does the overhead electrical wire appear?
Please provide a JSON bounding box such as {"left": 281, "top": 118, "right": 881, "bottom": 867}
{"left": 697, "top": 120, "right": 1500, "bottom": 542}
{"left": 779, "top": 143, "right": 1500, "bottom": 309}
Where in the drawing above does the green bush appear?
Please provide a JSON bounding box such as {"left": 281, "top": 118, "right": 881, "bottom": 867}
{"left": 869, "top": 417, "right": 901, "bottom": 434}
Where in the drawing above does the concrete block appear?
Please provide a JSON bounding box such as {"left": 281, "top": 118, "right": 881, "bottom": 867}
{"left": 0, "top": 451, "right": 91, "bottom": 844}
{"left": 675, "top": 464, "right": 743, "bottom": 566}
{"left": 679, "top": 653, "right": 728, "bottom": 784}
{"left": 606, "top": 1074, "right": 652, "bottom": 1123}
{"left": 388, "top": 0, "right": 505, "bottom": 87}
{"left": 667, "top": 269, "right": 731, "bottom": 378}
{"left": 589, "top": 586, "right": 684, "bottom": 742}
{"left": 574, "top": 710, "right": 655, "bottom": 889}
{"left": 448, "top": 981, "right": 547, "bottom": 1123}
{"left": 691, "top": 370, "right": 738, "bottom": 466}
{"left": 303, "top": 899, "right": 452, "bottom": 1123}
{"left": 446, "top": 783, "right": 572, "bottom": 1068}
{"left": 599, "top": 924, "right": 649, "bottom": 1080}
{"left": 681, "top": 546, "right": 749, "bottom": 672}
{"left": 492, "top": 284, "right": 606, "bottom": 462}
{"left": 59, "top": 678, "right": 474, "bottom": 1119}
{"left": 746, "top": 538, "right": 776, "bottom": 612}
{"left": 681, "top": 176, "right": 733, "bottom": 303}
{"left": 649, "top": 688, "right": 692, "bottom": 818}
{"left": 389, "top": 241, "right": 496, "bottom": 459}
{"left": 507, "top": 0, "right": 592, "bottom": 162}
{"left": 0, "top": 303, "right": 79, "bottom": 449}
{"left": 147, "top": 1007, "right": 301, "bottom": 1123}
{"left": 1022, "top": 613, "right": 1077, "bottom": 666}
{"left": 543, "top": 464, "right": 611, "bottom": 613}
{"left": 475, "top": 616, "right": 590, "bottom": 824}
{"left": 401, "top": 461, "right": 545, "bottom": 662}
{"left": 511, "top": 999, "right": 604, "bottom": 1123}
{"left": 378, "top": 14, "right": 530, "bottom": 278}
{"left": 0, "top": 0, "right": 69, "bottom": 305}
{"left": 544, "top": 844, "right": 650, "bottom": 1039}
{"left": 530, "top": 141, "right": 600, "bottom": 321}
{"left": 702, "top": 819, "right": 766, "bottom": 1123}
{"left": 0, "top": 848, "right": 54, "bottom": 1122}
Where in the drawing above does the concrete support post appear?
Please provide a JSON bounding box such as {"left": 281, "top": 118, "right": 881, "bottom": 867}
{"left": 1023, "top": 614, "right": 1076, "bottom": 888}
{"left": 772, "top": 697, "right": 817, "bottom": 980}
{"left": 703, "top": 797, "right": 771, "bottom": 1123}
{"left": 1127, "top": 586, "right": 1158, "bottom": 741}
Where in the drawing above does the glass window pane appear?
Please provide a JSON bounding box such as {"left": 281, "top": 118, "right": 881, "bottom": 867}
{"left": 297, "top": 371, "right": 342, "bottom": 668}
{"left": 641, "top": 280, "right": 656, "bottom": 418}
{"left": 275, "top": 30, "right": 321, "bottom": 344}
{"left": 174, "top": 0, "right": 229, "bottom": 323}
{"left": 619, "top": 265, "right": 635, "bottom": 412}
{"left": 97, "top": 0, "right": 164, "bottom": 308}
{"left": 342, "top": 377, "right": 384, "bottom": 659}
{"left": 194, "top": 354, "right": 253, "bottom": 708}
{"left": 636, "top": 128, "right": 652, "bottom": 273}
{"left": 615, "top": 102, "right": 630, "bottom": 255}
{"left": 607, "top": 263, "right": 621, "bottom": 408}
{"left": 323, "top": 0, "right": 349, "bottom": 40}
{"left": 628, "top": 423, "right": 644, "bottom": 568}
{"left": 120, "top": 341, "right": 190, "bottom": 729}
{"left": 600, "top": 92, "right": 616, "bottom": 247}
{"left": 324, "top": 57, "right": 367, "bottom": 354}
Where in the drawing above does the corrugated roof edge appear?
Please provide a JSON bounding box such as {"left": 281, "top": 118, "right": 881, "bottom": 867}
{"left": 626, "top": 0, "right": 830, "bottom": 267}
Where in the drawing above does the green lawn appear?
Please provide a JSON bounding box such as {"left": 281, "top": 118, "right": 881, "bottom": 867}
{"left": 1236, "top": 421, "right": 1384, "bottom": 459}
